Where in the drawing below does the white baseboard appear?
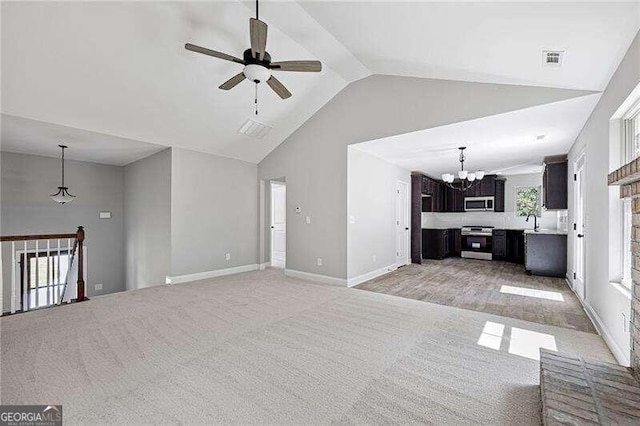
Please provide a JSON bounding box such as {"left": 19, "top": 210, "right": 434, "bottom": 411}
{"left": 347, "top": 264, "right": 397, "bottom": 288}
{"left": 259, "top": 262, "right": 271, "bottom": 270}
{"left": 167, "top": 264, "right": 258, "bottom": 285}
{"left": 582, "top": 299, "right": 630, "bottom": 366}
{"left": 284, "top": 269, "right": 347, "bottom": 287}
{"left": 271, "top": 259, "right": 285, "bottom": 268}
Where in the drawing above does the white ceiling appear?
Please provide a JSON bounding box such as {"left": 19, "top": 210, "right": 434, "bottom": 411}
{"left": 354, "top": 93, "right": 601, "bottom": 177}
{"left": 0, "top": 1, "right": 367, "bottom": 164}
{"left": 1, "top": 1, "right": 639, "bottom": 168}
{"left": 301, "top": 1, "right": 640, "bottom": 91}
{"left": 1, "top": 114, "right": 166, "bottom": 166}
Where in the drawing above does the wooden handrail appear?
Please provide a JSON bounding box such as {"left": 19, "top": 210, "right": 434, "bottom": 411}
{"left": 0, "top": 233, "right": 77, "bottom": 242}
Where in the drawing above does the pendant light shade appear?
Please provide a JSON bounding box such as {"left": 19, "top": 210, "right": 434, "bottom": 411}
{"left": 50, "top": 145, "right": 75, "bottom": 204}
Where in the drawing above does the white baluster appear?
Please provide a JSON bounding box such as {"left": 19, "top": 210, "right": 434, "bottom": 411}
{"left": 46, "top": 239, "right": 51, "bottom": 307}
{"left": 35, "top": 240, "right": 39, "bottom": 309}
{"left": 24, "top": 240, "right": 28, "bottom": 311}
{"left": 11, "top": 242, "right": 16, "bottom": 314}
{"left": 56, "top": 239, "right": 61, "bottom": 304}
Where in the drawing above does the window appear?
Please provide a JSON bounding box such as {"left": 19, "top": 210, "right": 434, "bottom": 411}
{"left": 515, "top": 186, "right": 541, "bottom": 217}
{"left": 622, "top": 199, "right": 632, "bottom": 290}
{"left": 623, "top": 100, "right": 640, "bottom": 162}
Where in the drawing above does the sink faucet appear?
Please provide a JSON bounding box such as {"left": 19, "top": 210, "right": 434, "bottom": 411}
{"left": 526, "top": 213, "right": 539, "bottom": 232}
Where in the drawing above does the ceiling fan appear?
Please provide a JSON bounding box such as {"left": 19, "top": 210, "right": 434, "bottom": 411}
{"left": 185, "top": 0, "right": 322, "bottom": 106}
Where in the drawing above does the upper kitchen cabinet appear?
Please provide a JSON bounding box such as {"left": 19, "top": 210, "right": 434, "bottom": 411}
{"left": 543, "top": 156, "right": 568, "bottom": 210}
{"left": 421, "top": 175, "right": 444, "bottom": 212}
{"left": 494, "top": 179, "right": 506, "bottom": 212}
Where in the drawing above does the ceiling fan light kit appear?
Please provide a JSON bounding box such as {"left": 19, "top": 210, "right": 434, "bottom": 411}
{"left": 184, "top": 0, "right": 322, "bottom": 114}
{"left": 441, "top": 147, "right": 486, "bottom": 192}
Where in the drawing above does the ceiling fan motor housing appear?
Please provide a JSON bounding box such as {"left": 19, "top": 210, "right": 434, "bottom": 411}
{"left": 242, "top": 49, "right": 272, "bottom": 83}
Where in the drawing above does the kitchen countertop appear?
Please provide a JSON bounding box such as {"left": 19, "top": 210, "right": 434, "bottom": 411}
{"left": 421, "top": 226, "right": 529, "bottom": 231}
{"left": 524, "top": 229, "right": 568, "bottom": 236}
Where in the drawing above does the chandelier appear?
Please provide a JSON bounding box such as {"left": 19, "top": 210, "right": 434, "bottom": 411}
{"left": 50, "top": 144, "right": 76, "bottom": 204}
{"left": 441, "top": 147, "right": 485, "bottom": 192}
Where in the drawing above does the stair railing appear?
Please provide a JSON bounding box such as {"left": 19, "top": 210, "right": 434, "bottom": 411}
{"left": 0, "top": 226, "right": 87, "bottom": 315}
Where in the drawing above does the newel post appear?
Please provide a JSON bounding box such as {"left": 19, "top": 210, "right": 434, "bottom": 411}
{"left": 76, "top": 226, "right": 87, "bottom": 302}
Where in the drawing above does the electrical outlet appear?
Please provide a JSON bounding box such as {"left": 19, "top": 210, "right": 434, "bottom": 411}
{"left": 317, "top": 258, "right": 323, "bottom": 266}
{"left": 225, "top": 253, "right": 231, "bottom": 261}
{"left": 305, "top": 216, "right": 311, "bottom": 224}
{"left": 372, "top": 254, "right": 377, "bottom": 263}
{"left": 94, "top": 283, "right": 103, "bottom": 291}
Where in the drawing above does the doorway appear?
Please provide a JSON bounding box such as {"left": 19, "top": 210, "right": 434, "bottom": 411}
{"left": 270, "top": 182, "right": 286, "bottom": 268}
{"left": 573, "top": 153, "right": 586, "bottom": 300}
{"left": 396, "top": 180, "right": 410, "bottom": 266}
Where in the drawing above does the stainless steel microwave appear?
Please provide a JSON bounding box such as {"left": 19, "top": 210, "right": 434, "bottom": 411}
{"left": 464, "top": 196, "right": 495, "bottom": 212}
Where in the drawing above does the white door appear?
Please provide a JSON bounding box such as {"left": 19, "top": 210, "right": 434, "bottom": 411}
{"left": 396, "top": 181, "right": 410, "bottom": 266}
{"left": 574, "top": 156, "right": 586, "bottom": 300}
{"left": 270, "top": 183, "right": 286, "bottom": 268}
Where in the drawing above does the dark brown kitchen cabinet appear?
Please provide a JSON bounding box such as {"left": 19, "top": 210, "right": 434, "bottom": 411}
{"left": 480, "top": 175, "right": 496, "bottom": 196}
{"left": 505, "top": 230, "right": 525, "bottom": 264}
{"left": 494, "top": 179, "right": 505, "bottom": 212}
{"left": 543, "top": 159, "right": 568, "bottom": 210}
{"left": 411, "top": 175, "right": 423, "bottom": 263}
{"left": 445, "top": 185, "right": 465, "bottom": 212}
{"left": 450, "top": 228, "right": 462, "bottom": 256}
{"left": 492, "top": 229, "right": 506, "bottom": 258}
{"left": 422, "top": 229, "right": 449, "bottom": 260}
{"left": 420, "top": 176, "right": 444, "bottom": 212}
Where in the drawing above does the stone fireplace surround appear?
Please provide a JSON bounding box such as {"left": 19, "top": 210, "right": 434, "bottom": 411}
{"left": 609, "top": 157, "right": 640, "bottom": 378}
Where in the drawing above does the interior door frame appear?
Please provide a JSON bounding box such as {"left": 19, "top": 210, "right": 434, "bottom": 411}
{"left": 396, "top": 180, "right": 410, "bottom": 267}
{"left": 270, "top": 181, "right": 286, "bottom": 269}
{"left": 573, "top": 150, "right": 586, "bottom": 301}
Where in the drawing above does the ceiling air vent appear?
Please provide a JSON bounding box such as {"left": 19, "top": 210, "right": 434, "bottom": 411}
{"left": 542, "top": 50, "right": 565, "bottom": 67}
{"left": 238, "top": 119, "right": 273, "bottom": 139}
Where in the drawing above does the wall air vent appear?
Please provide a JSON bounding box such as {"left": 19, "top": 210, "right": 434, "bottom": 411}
{"left": 238, "top": 119, "right": 273, "bottom": 139}
{"left": 542, "top": 50, "right": 565, "bottom": 67}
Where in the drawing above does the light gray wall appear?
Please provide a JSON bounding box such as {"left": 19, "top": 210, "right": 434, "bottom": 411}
{"left": 124, "top": 149, "right": 171, "bottom": 290}
{"left": 258, "top": 74, "right": 595, "bottom": 280}
{"left": 347, "top": 147, "right": 410, "bottom": 280}
{"left": 566, "top": 31, "right": 640, "bottom": 364}
{"left": 1, "top": 151, "right": 125, "bottom": 310}
{"left": 170, "top": 147, "right": 258, "bottom": 277}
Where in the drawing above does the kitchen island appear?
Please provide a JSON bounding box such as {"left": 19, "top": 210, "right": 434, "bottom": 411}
{"left": 524, "top": 229, "right": 568, "bottom": 277}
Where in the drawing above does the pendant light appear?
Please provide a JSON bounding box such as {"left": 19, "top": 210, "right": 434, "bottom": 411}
{"left": 441, "top": 147, "right": 485, "bottom": 192}
{"left": 50, "top": 144, "right": 75, "bottom": 204}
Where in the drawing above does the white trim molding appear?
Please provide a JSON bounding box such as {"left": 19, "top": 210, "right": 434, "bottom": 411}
{"left": 259, "top": 262, "right": 271, "bottom": 271}
{"left": 347, "top": 264, "right": 397, "bottom": 288}
{"left": 284, "top": 269, "right": 347, "bottom": 287}
{"left": 565, "top": 278, "right": 630, "bottom": 366}
{"left": 167, "top": 264, "right": 259, "bottom": 285}
{"left": 583, "top": 299, "right": 630, "bottom": 366}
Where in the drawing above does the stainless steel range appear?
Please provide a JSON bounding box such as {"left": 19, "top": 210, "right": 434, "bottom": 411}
{"left": 461, "top": 226, "right": 493, "bottom": 260}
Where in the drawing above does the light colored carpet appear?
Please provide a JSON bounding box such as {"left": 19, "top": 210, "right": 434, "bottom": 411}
{"left": 1, "top": 268, "right": 614, "bottom": 424}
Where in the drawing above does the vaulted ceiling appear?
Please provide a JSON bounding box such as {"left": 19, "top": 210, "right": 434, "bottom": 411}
{"left": 2, "top": 1, "right": 639, "bottom": 167}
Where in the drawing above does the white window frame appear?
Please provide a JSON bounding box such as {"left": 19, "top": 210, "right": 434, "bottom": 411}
{"left": 615, "top": 93, "right": 640, "bottom": 292}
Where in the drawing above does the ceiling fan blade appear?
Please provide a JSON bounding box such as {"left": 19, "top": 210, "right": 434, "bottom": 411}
{"left": 250, "top": 18, "right": 268, "bottom": 60}
{"left": 219, "top": 72, "right": 246, "bottom": 90}
{"left": 185, "top": 43, "right": 245, "bottom": 65}
{"left": 267, "top": 76, "right": 292, "bottom": 99}
{"left": 270, "top": 61, "right": 322, "bottom": 72}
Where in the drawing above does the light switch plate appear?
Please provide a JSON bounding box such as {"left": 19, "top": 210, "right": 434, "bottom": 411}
{"left": 305, "top": 216, "right": 311, "bottom": 224}
{"left": 99, "top": 211, "right": 112, "bottom": 219}
{"left": 94, "top": 283, "right": 103, "bottom": 291}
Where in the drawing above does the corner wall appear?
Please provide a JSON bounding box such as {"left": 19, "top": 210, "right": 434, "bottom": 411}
{"left": 170, "top": 147, "right": 258, "bottom": 278}
{"left": 124, "top": 149, "right": 171, "bottom": 290}
{"left": 0, "top": 152, "right": 125, "bottom": 306}
{"left": 347, "top": 147, "right": 410, "bottom": 284}
{"left": 567, "top": 31, "right": 640, "bottom": 365}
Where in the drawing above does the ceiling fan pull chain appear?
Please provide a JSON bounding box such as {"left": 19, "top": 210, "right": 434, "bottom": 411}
{"left": 255, "top": 82, "right": 259, "bottom": 115}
